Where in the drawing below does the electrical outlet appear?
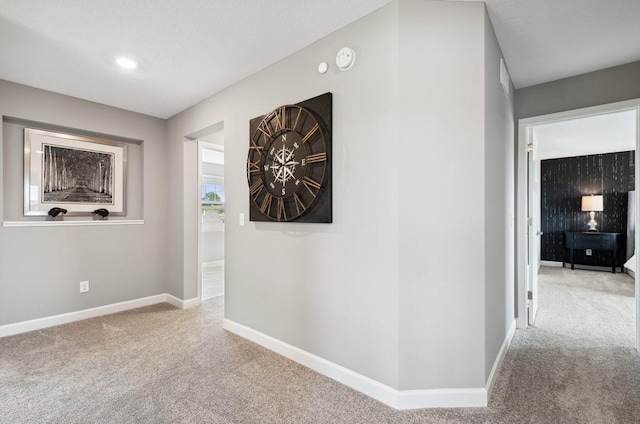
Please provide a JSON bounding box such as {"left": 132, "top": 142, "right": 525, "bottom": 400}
{"left": 586, "top": 249, "right": 592, "bottom": 256}
{"left": 79, "top": 280, "right": 90, "bottom": 293}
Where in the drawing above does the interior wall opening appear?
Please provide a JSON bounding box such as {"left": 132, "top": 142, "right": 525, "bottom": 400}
{"left": 517, "top": 99, "right": 640, "bottom": 351}
{"left": 198, "top": 134, "right": 225, "bottom": 301}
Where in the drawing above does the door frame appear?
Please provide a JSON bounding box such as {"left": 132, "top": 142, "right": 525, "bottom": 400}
{"left": 516, "top": 98, "right": 640, "bottom": 350}
{"left": 526, "top": 136, "right": 541, "bottom": 325}
{"left": 197, "top": 139, "right": 225, "bottom": 300}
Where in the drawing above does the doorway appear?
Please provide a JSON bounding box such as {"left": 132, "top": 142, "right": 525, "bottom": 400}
{"left": 198, "top": 135, "right": 225, "bottom": 301}
{"left": 516, "top": 99, "right": 640, "bottom": 350}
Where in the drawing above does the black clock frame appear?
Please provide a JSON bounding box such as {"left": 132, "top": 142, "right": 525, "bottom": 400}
{"left": 247, "top": 92, "right": 332, "bottom": 222}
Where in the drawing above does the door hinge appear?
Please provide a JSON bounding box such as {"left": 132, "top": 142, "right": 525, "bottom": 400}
{"left": 527, "top": 290, "right": 533, "bottom": 300}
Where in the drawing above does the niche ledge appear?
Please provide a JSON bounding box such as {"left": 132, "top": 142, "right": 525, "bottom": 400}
{"left": 2, "top": 220, "right": 144, "bottom": 228}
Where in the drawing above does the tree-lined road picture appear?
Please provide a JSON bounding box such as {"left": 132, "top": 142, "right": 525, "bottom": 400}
{"left": 42, "top": 144, "right": 114, "bottom": 204}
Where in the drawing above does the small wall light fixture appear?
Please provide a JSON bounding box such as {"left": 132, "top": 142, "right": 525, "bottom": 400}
{"left": 581, "top": 195, "right": 603, "bottom": 231}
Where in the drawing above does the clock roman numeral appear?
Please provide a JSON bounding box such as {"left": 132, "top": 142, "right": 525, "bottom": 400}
{"left": 302, "top": 123, "right": 319, "bottom": 143}
{"left": 249, "top": 179, "right": 264, "bottom": 198}
{"left": 273, "top": 106, "right": 286, "bottom": 131}
{"left": 247, "top": 159, "right": 260, "bottom": 173}
{"left": 260, "top": 193, "right": 273, "bottom": 215}
{"left": 302, "top": 176, "right": 321, "bottom": 197}
{"left": 258, "top": 122, "right": 272, "bottom": 142}
{"left": 277, "top": 198, "right": 286, "bottom": 221}
{"left": 306, "top": 152, "right": 326, "bottom": 164}
{"left": 249, "top": 136, "right": 264, "bottom": 151}
{"left": 293, "top": 193, "right": 306, "bottom": 215}
{"left": 292, "top": 107, "right": 303, "bottom": 132}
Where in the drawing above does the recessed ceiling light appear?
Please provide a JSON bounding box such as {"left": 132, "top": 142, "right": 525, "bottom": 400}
{"left": 116, "top": 56, "right": 137, "bottom": 69}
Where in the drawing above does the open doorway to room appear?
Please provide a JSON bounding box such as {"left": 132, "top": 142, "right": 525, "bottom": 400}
{"left": 517, "top": 99, "right": 640, "bottom": 350}
{"left": 199, "top": 135, "right": 225, "bottom": 301}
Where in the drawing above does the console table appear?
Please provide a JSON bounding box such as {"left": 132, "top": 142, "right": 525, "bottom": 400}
{"left": 563, "top": 232, "right": 622, "bottom": 273}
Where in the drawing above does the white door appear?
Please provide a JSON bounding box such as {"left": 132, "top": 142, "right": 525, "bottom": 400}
{"left": 527, "top": 140, "right": 541, "bottom": 324}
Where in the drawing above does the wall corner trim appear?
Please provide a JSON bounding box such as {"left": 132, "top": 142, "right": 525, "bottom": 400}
{"left": 485, "top": 319, "right": 516, "bottom": 399}
{"left": 0, "top": 293, "right": 199, "bottom": 338}
{"left": 223, "top": 318, "right": 490, "bottom": 410}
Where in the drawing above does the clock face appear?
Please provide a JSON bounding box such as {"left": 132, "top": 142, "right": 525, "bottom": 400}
{"left": 247, "top": 94, "right": 332, "bottom": 222}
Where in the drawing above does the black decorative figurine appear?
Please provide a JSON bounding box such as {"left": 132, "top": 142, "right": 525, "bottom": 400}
{"left": 48, "top": 207, "right": 67, "bottom": 221}
{"left": 93, "top": 208, "right": 110, "bottom": 220}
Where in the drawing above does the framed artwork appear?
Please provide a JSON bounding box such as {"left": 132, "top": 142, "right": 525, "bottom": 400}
{"left": 246, "top": 92, "right": 332, "bottom": 222}
{"left": 23, "top": 128, "right": 127, "bottom": 216}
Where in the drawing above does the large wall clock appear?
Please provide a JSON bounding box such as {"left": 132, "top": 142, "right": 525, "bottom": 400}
{"left": 247, "top": 92, "right": 332, "bottom": 222}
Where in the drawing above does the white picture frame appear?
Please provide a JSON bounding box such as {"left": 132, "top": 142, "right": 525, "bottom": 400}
{"left": 24, "top": 128, "right": 127, "bottom": 216}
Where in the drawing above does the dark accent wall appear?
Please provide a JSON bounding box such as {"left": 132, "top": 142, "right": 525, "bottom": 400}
{"left": 540, "top": 151, "right": 635, "bottom": 265}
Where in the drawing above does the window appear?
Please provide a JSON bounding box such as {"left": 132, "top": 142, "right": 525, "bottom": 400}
{"left": 202, "top": 179, "right": 224, "bottom": 231}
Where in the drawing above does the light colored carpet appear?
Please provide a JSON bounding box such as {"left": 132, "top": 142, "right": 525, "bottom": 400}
{"left": 0, "top": 267, "right": 639, "bottom": 423}
{"left": 492, "top": 267, "right": 639, "bottom": 424}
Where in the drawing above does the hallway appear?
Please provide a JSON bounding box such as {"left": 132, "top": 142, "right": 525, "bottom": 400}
{"left": 491, "top": 266, "right": 638, "bottom": 422}
{"left": 1, "top": 267, "right": 638, "bottom": 423}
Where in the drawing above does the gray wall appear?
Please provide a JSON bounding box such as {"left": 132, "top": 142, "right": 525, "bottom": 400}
{"left": 167, "top": 0, "right": 514, "bottom": 391}
{"left": 0, "top": 80, "right": 169, "bottom": 325}
{"left": 2, "top": 119, "right": 144, "bottom": 221}
{"left": 515, "top": 61, "right": 640, "bottom": 120}
{"left": 398, "top": 0, "right": 486, "bottom": 390}
{"left": 396, "top": 0, "right": 514, "bottom": 390}
{"left": 0, "top": 0, "right": 516, "bottom": 393}
{"left": 168, "top": 3, "right": 402, "bottom": 388}
{"left": 483, "top": 10, "right": 515, "bottom": 382}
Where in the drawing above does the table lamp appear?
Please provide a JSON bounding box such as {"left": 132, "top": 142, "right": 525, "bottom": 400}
{"left": 581, "top": 195, "right": 603, "bottom": 232}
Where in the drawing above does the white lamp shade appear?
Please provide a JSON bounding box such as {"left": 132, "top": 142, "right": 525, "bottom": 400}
{"left": 581, "top": 195, "right": 603, "bottom": 212}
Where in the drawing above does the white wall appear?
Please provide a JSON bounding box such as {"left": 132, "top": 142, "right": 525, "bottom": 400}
{"left": 0, "top": 80, "right": 169, "bottom": 325}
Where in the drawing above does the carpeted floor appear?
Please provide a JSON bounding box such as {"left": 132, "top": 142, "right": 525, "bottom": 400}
{"left": 1, "top": 266, "right": 639, "bottom": 423}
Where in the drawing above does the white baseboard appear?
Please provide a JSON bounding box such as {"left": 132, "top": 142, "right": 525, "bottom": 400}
{"left": 540, "top": 260, "right": 563, "bottom": 267}
{"left": 0, "top": 293, "right": 200, "bottom": 338}
{"left": 165, "top": 294, "right": 201, "bottom": 309}
{"left": 396, "top": 388, "right": 486, "bottom": 409}
{"left": 485, "top": 319, "right": 516, "bottom": 399}
{"left": 223, "top": 318, "right": 505, "bottom": 410}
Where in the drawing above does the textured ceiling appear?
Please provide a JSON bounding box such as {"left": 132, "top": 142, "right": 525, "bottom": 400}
{"left": 482, "top": 0, "right": 640, "bottom": 88}
{"left": 0, "top": 0, "right": 391, "bottom": 118}
{"left": 1, "top": 0, "right": 639, "bottom": 119}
